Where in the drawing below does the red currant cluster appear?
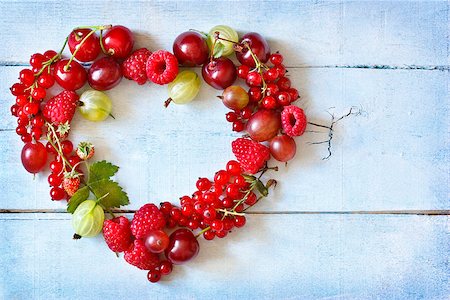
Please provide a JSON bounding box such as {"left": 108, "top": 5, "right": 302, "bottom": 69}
{"left": 102, "top": 159, "right": 275, "bottom": 283}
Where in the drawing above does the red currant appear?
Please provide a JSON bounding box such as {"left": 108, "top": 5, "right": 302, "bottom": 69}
{"left": 49, "top": 160, "right": 63, "bottom": 173}
{"left": 211, "top": 219, "right": 224, "bottom": 231}
{"left": 226, "top": 184, "right": 241, "bottom": 199}
{"left": 214, "top": 170, "right": 229, "bottom": 186}
{"left": 37, "top": 73, "right": 55, "bottom": 89}
{"left": 237, "top": 65, "right": 250, "bottom": 79}
{"left": 196, "top": 177, "right": 211, "bottom": 191}
{"left": 225, "top": 112, "right": 238, "bottom": 122}
{"left": 263, "top": 68, "right": 279, "bottom": 82}
{"left": 246, "top": 71, "right": 262, "bottom": 87}
{"left": 226, "top": 160, "right": 241, "bottom": 176}
{"left": 159, "top": 260, "right": 173, "bottom": 276}
{"left": 31, "top": 87, "right": 46, "bottom": 101}
{"left": 10, "top": 83, "right": 26, "bottom": 96}
{"left": 277, "top": 77, "right": 291, "bottom": 90}
{"left": 30, "top": 53, "right": 46, "bottom": 68}
{"left": 19, "top": 69, "right": 35, "bottom": 87}
{"left": 48, "top": 173, "right": 63, "bottom": 187}
{"left": 147, "top": 269, "right": 161, "bottom": 283}
{"left": 276, "top": 91, "right": 292, "bottom": 106}
{"left": 10, "top": 104, "right": 19, "bottom": 117}
{"left": 234, "top": 215, "right": 246, "bottom": 228}
{"left": 50, "top": 187, "right": 65, "bottom": 200}
{"left": 265, "top": 83, "right": 279, "bottom": 96}
{"left": 144, "top": 230, "right": 170, "bottom": 253}
{"left": 287, "top": 88, "right": 299, "bottom": 101}
{"left": 269, "top": 52, "right": 284, "bottom": 65}
{"left": 245, "top": 192, "right": 257, "bottom": 206}
{"left": 232, "top": 120, "right": 245, "bottom": 132}
{"left": 241, "top": 107, "right": 253, "bottom": 119}
{"left": 203, "top": 230, "right": 215, "bottom": 240}
{"left": 248, "top": 87, "right": 262, "bottom": 103}
{"left": 261, "top": 96, "right": 277, "bottom": 109}
{"left": 274, "top": 64, "right": 286, "bottom": 77}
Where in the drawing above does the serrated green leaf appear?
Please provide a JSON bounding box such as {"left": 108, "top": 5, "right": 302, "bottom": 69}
{"left": 89, "top": 179, "right": 129, "bottom": 210}
{"left": 213, "top": 42, "right": 225, "bottom": 58}
{"left": 67, "top": 186, "right": 90, "bottom": 214}
{"left": 89, "top": 160, "right": 119, "bottom": 184}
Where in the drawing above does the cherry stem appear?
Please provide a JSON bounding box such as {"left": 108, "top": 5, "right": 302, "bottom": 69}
{"left": 65, "top": 29, "right": 97, "bottom": 70}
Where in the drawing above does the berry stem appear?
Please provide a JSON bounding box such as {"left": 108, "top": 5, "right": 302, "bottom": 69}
{"left": 195, "top": 226, "right": 211, "bottom": 238}
{"left": 65, "top": 29, "right": 97, "bottom": 71}
{"left": 45, "top": 122, "right": 74, "bottom": 173}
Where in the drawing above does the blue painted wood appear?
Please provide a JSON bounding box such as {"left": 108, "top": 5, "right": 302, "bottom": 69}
{"left": 0, "top": 1, "right": 448, "bottom": 299}
{"left": 0, "top": 214, "right": 448, "bottom": 299}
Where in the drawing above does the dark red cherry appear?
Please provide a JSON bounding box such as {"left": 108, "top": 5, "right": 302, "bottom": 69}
{"left": 21, "top": 142, "right": 48, "bottom": 174}
{"left": 165, "top": 229, "right": 199, "bottom": 265}
{"left": 173, "top": 31, "right": 209, "bottom": 66}
{"left": 88, "top": 57, "right": 122, "bottom": 91}
{"left": 236, "top": 32, "right": 270, "bottom": 67}
{"left": 201, "top": 57, "right": 237, "bottom": 90}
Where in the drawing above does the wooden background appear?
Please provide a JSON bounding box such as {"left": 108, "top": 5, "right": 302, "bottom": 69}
{"left": 0, "top": 1, "right": 448, "bottom": 299}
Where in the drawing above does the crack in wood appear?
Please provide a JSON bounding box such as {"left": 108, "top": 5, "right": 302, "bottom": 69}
{"left": 0, "top": 62, "right": 449, "bottom": 71}
{"left": 0, "top": 209, "right": 448, "bottom": 215}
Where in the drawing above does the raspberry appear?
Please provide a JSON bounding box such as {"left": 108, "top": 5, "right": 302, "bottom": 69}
{"left": 281, "top": 105, "right": 307, "bottom": 137}
{"left": 130, "top": 204, "right": 165, "bottom": 239}
{"left": 122, "top": 48, "right": 152, "bottom": 85}
{"left": 43, "top": 90, "right": 79, "bottom": 125}
{"left": 231, "top": 138, "right": 270, "bottom": 174}
{"left": 145, "top": 50, "right": 179, "bottom": 85}
{"left": 124, "top": 239, "right": 159, "bottom": 270}
{"left": 103, "top": 216, "right": 133, "bottom": 252}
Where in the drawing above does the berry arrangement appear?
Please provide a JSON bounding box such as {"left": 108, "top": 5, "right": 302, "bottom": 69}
{"left": 9, "top": 24, "right": 325, "bottom": 283}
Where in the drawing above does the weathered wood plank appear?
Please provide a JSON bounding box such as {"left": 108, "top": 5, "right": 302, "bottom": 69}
{"left": 0, "top": 1, "right": 447, "bottom": 66}
{"left": 0, "top": 214, "right": 447, "bottom": 299}
{"left": 1, "top": 67, "right": 448, "bottom": 211}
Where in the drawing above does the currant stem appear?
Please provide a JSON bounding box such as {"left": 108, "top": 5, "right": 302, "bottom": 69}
{"left": 195, "top": 226, "right": 211, "bottom": 238}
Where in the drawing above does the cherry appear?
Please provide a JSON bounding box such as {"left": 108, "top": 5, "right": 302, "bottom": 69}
{"left": 202, "top": 57, "right": 237, "bottom": 90}
{"left": 21, "top": 142, "right": 48, "bottom": 174}
{"left": 54, "top": 59, "right": 87, "bottom": 90}
{"left": 68, "top": 28, "right": 101, "bottom": 62}
{"left": 88, "top": 57, "right": 122, "bottom": 91}
{"left": 165, "top": 229, "right": 199, "bottom": 265}
{"left": 236, "top": 32, "right": 270, "bottom": 67}
{"left": 102, "top": 25, "right": 134, "bottom": 59}
{"left": 246, "top": 109, "right": 281, "bottom": 142}
{"left": 144, "top": 230, "right": 170, "bottom": 253}
{"left": 173, "top": 31, "right": 209, "bottom": 66}
{"left": 270, "top": 135, "right": 297, "bottom": 162}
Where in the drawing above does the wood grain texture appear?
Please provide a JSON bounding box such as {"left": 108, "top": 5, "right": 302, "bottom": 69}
{"left": 0, "top": 1, "right": 448, "bottom": 299}
{"left": 0, "top": 214, "right": 448, "bottom": 299}
{"left": 0, "top": 67, "right": 448, "bottom": 211}
{"left": 0, "top": 1, "right": 447, "bottom": 67}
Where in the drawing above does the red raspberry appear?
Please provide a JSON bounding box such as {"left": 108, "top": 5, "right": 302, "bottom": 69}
{"left": 43, "top": 90, "right": 79, "bottom": 125}
{"left": 130, "top": 204, "right": 165, "bottom": 239}
{"left": 103, "top": 216, "right": 133, "bottom": 252}
{"left": 124, "top": 239, "right": 159, "bottom": 270}
{"left": 281, "top": 105, "right": 307, "bottom": 137}
{"left": 122, "top": 48, "right": 152, "bottom": 85}
{"left": 145, "top": 50, "right": 179, "bottom": 85}
{"left": 231, "top": 138, "right": 270, "bottom": 174}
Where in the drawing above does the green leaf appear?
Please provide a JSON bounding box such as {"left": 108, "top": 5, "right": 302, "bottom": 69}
{"left": 89, "top": 179, "right": 129, "bottom": 210}
{"left": 89, "top": 160, "right": 119, "bottom": 184}
{"left": 255, "top": 179, "right": 268, "bottom": 197}
{"left": 213, "top": 42, "right": 225, "bottom": 58}
{"left": 67, "top": 186, "right": 90, "bottom": 214}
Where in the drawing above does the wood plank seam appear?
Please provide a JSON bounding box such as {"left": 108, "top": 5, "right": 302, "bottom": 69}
{"left": 0, "top": 209, "right": 448, "bottom": 215}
